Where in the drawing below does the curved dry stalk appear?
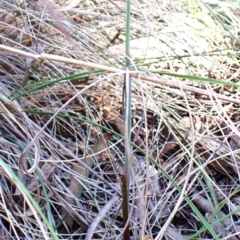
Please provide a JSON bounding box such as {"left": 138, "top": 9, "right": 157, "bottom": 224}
{"left": 0, "top": 96, "right": 40, "bottom": 174}
{"left": 85, "top": 194, "right": 120, "bottom": 240}
{"left": 0, "top": 162, "right": 51, "bottom": 240}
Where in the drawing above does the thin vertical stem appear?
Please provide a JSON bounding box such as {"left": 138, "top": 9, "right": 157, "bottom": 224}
{"left": 122, "top": 0, "right": 131, "bottom": 239}
{"left": 121, "top": 174, "right": 130, "bottom": 240}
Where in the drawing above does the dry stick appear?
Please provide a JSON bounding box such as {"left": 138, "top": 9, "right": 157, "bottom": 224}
{"left": 121, "top": 174, "right": 131, "bottom": 240}
{"left": 85, "top": 195, "right": 120, "bottom": 240}
{"left": 1, "top": 44, "right": 240, "bottom": 104}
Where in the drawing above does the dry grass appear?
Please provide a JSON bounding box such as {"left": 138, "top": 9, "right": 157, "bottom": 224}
{"left": 0, "top": 0, "right": 240, "bottom": 239}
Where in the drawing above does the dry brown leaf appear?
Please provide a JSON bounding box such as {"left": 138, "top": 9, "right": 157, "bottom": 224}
{"left": 229, "top": 134, "right": 240, "bottom": 174}
{"left": 209, "top": 158, "right": 235, "bottom": 175}
{"left": 165, "top": 226, "right": 186, "bottom": 240}
{"left": 24, "top": 162, "right": 56, "bottom": 217}
{"left": 26, "top": 162, "right": 56, "bottom": 192}
{"left": 62, "top": 133, "right": 112, "bottom": 227}
{"left": 158, "top": 139, "right": 178, "bottom": 160}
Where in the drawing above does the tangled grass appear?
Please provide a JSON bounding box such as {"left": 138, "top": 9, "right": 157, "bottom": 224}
{"left": 0, "top": 0, "right": 240, "bottom": 239}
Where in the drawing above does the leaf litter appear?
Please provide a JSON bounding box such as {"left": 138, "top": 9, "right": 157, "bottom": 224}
{"left": 0, "top": 0, "right": 240, "bottom": 239}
